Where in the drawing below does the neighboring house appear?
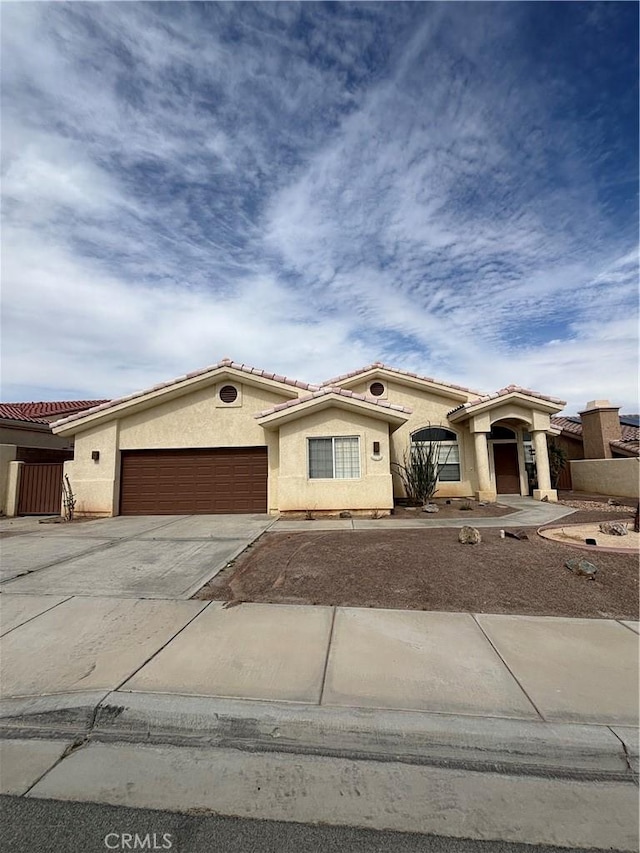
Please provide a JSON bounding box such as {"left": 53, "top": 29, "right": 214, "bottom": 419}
{"left": 49, "top": 360, "right": 565, "bottom": 518}
{"left": 551, "top": 401, "right": 639, "bottom": 490}
{"left": 1, "top": 400, "right": 108, "bottom": 515}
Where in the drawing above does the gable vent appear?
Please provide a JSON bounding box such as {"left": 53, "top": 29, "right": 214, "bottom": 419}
{"left": 369, "top": 381, "right": 385, "bottom": 397}
{"left": 219, "top": 385, "right": 238, "bottom": 403}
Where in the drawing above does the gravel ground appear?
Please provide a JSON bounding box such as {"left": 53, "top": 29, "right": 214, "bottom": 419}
{"left": 195, "top": 512, "right": 638, "bottom": 619}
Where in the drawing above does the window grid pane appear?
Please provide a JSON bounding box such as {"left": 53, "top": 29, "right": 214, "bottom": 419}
{"left": 412, "top": 438, "right": 461, "bottom": 482}
{"left": 308, "top": 438, "right": 333, "bottom": 479}
{"left": 334, "top": 437, "right": 360, "bottom": 478}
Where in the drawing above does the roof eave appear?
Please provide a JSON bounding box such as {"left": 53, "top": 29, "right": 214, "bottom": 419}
{"left": 52, "top": 367, "right": 304, "bottom": 435}
{"left": 256, "top": 395, "right": 411, "bottom": 432}
{"left": 327, "top": 367, "right": 475, "bottom": 403}
{"left": 448, "top": 392, "right": 566, "bottom": 422}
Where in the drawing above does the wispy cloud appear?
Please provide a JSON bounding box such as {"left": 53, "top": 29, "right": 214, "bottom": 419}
{"left": 1, "top": 2, "right": 637, "bottom": 412}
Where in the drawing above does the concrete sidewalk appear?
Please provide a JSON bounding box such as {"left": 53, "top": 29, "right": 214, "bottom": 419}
{"left": 271, "top": 496, "right": 578, "bottom": 531}
{"left": 1, "top": 596, "right": 637, "bottom": 732}
{"left": 1, "top": 596, "right": 638, "bottom": 850}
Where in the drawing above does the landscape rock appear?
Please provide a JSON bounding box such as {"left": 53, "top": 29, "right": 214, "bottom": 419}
{"left": 505, "top": 529, "right": 529, "bottom": 540}
{"left": 607, "top": 498, "right": 622, "bottom": 507}
{"left": 565, "top": 558, "right": 598, "bottom": 579}
{"left": 458, "top": 526, "right": 481, "bottom": 545}
{"left": 598, "top": 521, "right": 628, "bottom": 536}
{"left": 422, "top": 504, "right": 439, "bottom": 513}
{"left": 339, "top": 511, "right": 352, "bottom": 519}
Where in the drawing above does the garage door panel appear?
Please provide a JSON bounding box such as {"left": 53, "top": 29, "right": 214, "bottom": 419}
{"left": 120, "top": 449, "right": 267, "bottom": 515}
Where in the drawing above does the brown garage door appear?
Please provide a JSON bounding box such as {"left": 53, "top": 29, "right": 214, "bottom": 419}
{"left": 119, "top": 448, "right": 268, "bottom": 515}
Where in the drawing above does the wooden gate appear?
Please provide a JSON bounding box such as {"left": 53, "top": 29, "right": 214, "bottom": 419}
{"left": 17, "top": 463, "right": 63, "bottom": 515}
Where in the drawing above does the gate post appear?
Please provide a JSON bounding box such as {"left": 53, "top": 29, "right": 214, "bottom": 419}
{"left": 5, "top": 461, "right": 24, "bottom": 517}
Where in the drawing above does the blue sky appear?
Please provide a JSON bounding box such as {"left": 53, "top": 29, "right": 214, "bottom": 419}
{"left": 2, "top": 2, "right": 638, "bottom": 413}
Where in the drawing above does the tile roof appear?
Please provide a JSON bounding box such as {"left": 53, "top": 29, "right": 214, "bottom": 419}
{"left": 321, "top": 363, "right": 482, "bottom": 396}
{"left": 0, "top": 400, "right": 107, "bottom": 424}
{"left": 52, "top": 359, "right": 319, "bottom": 428}
{"left": 255, "top": 386, "right": 413, "bottom": 418}
{"left": 551, "top": 416, "right": 583, "bottom": 436}
{"left": 449, "top": 385, "right": 566, "bottom": 415}
{"left": 552, "top": 415, "right": 639, "bottom": 455}
{"left": 0, "top": 404, "right": 50, "bottom": 424}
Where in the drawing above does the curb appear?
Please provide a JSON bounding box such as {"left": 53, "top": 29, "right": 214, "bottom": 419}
{"left": 2, "top": 691, "right": 637, "bottom": 783}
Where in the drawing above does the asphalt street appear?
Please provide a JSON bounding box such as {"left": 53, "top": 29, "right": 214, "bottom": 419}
{"left": 0, "top": 795, "right": 623, "bottom": 853}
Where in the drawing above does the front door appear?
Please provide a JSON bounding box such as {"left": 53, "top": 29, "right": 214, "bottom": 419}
{"left": 493, "top": 444, "right": 520, "bottom": 494}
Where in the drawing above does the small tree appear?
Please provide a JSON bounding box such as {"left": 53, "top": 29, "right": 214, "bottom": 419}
{"left": 547, "top": 440, "right": 568, "bottom": 489}
{"left": 392, "top": 437, "right": 450, "bottom": 505}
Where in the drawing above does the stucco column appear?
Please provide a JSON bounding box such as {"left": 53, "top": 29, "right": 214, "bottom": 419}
{"left": 473, "top": 432, "right": 495, "bottom": 502}
{"left": 532, "top": 430, "right": 557, "bottom": 502}
{"left": 5, "top": 460, "right": 24, "bottom": 517}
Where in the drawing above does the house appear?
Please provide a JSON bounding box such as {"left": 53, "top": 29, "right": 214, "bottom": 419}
{"left": 551, "top": 402, "right": 639, "bottom": 490}
{"left": 1, "top": 400, "right": 108, "bottom": 515}
{"left": 46, "top": 360, "right": 565, "bottom": 518}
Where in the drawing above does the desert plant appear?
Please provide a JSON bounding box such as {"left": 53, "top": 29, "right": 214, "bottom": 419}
{"left": 460, "top": 500, "right": 473, "bottom": 511}
{"left": 62, "top": 474, "right": 76, "bottom": 522}
{"left": 392, "top": 437, "right": 451, "bottom": 505}
{"left": 547, "top": 440, "right": 568, "bottom": 488}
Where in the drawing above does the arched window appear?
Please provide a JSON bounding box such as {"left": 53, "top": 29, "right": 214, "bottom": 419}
{"left": 411, "top": 427, "right": 460, "bottom": 482}
{"left": 489, "top": 425, "right": 516, "bottom": 440}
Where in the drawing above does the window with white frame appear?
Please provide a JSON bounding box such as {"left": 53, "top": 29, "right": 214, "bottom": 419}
{"left": 308, "top": 437, "right": 360, "bottom": 479}
{"left": 411, "top": 427, "right": 460, "bottom": 482}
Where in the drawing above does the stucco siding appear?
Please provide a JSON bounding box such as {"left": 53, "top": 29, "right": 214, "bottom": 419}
{"left": 64, "top": 421, "right": 120, "bottom": 516}
{"left": 373, "top": 380, "right": 475, "bottom": 498}
{"left": 277, "top": 408, "right": 393, "bottom": 512}
{"left": 570, "top": 458, "right": 639, "bottom": 499}
{"left": 118, "top": 383, "right": 289, "bottom": 449}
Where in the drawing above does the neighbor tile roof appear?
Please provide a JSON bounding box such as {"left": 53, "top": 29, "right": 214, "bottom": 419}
{"left": 255, "top": 386, "right": 413, "bottom": 418}
{"left": 321, "top": 362, "right": 482, "bottom": 396}
{"left": 52, "top": 359, "right": 319, "bottom": 428}
{"left": 449, "top": 385, "right": 566, "bottom": 415}
{"left": 552, "top": 415, "right": 640, "bottom": 455}
{"left": 0, "top": 400, "right": 107, "bottom": 424}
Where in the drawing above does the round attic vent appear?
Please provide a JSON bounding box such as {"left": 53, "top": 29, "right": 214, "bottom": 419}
{"left": 369, "top": 381, "right": 385, "bottom": 397}
{"left": 219, "top": 385, "right": 238, "bottom": 403}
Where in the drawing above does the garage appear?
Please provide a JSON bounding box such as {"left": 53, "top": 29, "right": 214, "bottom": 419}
{"left": 119, "top": 448, "right": 268, "bottom": 515}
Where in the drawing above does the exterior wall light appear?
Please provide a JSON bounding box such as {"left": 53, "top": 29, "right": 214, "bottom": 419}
{"left": 91, "top": 450, "right": 100, "bottom": 461}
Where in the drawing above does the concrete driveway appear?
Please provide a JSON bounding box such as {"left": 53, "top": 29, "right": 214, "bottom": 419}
{"left": 0, "top": 515, "right": 273, "bottom": 599}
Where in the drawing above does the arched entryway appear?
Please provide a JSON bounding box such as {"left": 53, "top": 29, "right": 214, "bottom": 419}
{"left": 488, "top": 421, "right": 533, "bottom": 496}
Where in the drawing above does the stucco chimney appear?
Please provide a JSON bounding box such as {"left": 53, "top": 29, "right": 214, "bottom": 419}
{"left": 578, "top": 400, "right": 621, "bottom": 459}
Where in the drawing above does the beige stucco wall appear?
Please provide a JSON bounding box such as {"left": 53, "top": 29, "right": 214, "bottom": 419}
{"left": 345, "top": 379, "right": 475, "bottom": 497}
{"left": 277, "top": 407, "right": 393, "bottom": 512}
{"left": 1, "top": 447, "right": 18, "bottom": 515}
{"left": 64, "top": 421, "right": 120, "bottom": 516}
{"left": 570, "top": 458, "right": 639, "bottom": 499}
{"left": 65, "top": 382, "right": 292, "bottom": 516}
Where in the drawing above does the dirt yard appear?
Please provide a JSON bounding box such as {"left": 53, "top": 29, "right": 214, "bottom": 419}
{"left": 390, "top": 498, "right": 516, "bottom": 520}
{"left": 195, "top": 511, "right": 639, "bottom": 620}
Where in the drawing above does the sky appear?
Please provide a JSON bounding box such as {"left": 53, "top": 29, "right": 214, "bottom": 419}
{"left": 2, "top": 1, "right": 638, "bottom": 414}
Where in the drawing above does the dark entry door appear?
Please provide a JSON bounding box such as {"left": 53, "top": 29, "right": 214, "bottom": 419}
{"left": 493, "top": 444, "right": 520, "bottom": 494}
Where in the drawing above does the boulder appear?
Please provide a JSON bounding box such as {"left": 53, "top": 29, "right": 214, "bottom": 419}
{"left": 607, "top": 498, "right": 622, "bottom": 507}
{"left": 565, "top": 558, "right": 597, "bottom": 578}
{"left": 422, "top": 504, "right": 439, "bottom": 513}
{"left": 459, "top": 526, "right": 481, "bottom": 544}
{"left": 598, "top": 521, "right": 628, "bottom": 536}
{"left": 339, "top": 511, "right": 352, "bottom": 519}
{"left": 505, "top": 529, "right": 529, "bottom": 540}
